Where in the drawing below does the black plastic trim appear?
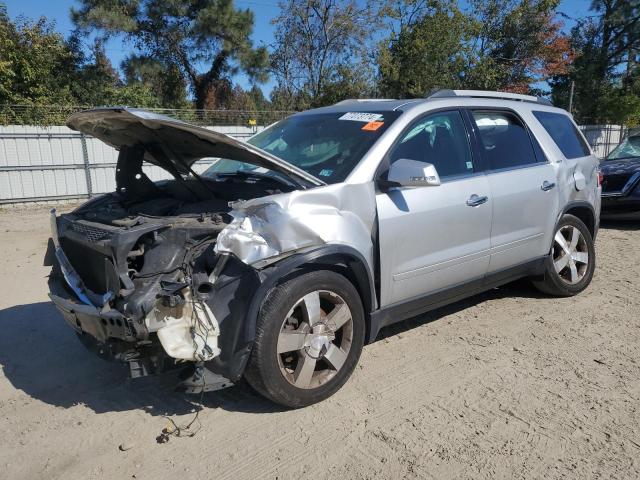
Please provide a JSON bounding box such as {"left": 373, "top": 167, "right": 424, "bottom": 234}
{"left": 207, "top": 244, "right": 377, "bottom": 381}
{"left": 561, "top": 201, "right": 598, "bottom": 239}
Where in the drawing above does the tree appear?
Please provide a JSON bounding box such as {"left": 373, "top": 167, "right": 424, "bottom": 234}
{"left": 470, "top": 0, "right": 573, "bottom": 93}
{"left": 377, "top": 0, "right": 573, "bottom": 98}
{"left": 72, "top": 0, "right": 269, "bottom": 109}
{"left": 550, "top": 0, "right": 640, "bottom": 124}
{"left": 0, "top": 9, "right": 76, "bottom": 104}
{"left": 270, "top": 0, "right": 378, "bottom": 109}
{"left": 0, "top": 6, "right": 78, "bottom": 123}
{"left": 378, "top": 1, "right": 476, "bottom": 97}
{"left": 122, "top": 56, "right": 189, "bottom": 109}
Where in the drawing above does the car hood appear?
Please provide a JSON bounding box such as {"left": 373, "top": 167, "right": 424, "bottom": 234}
{"left": 600, "top": 156, "right": 640, "bottom": 175}
{"left": 67, "top": 107, "right": 324, "bottom": 187}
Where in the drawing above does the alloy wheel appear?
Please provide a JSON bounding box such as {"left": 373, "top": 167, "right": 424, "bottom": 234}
{"left": 276, "top": 290, "right": 353, "bottom": 390}
{"left": 552, "top": 225, "right": 589, "bottom": 285}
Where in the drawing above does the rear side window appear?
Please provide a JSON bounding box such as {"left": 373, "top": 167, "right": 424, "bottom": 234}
{"left": 533, "top": 111, "right": 591, "bottom": 159}
{"left": 472, "top": 111, "right": 538, "bottom": 170}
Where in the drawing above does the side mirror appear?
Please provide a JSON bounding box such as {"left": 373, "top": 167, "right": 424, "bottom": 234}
{"left": 386, "top": 158, "right": 441, "bottom": 187}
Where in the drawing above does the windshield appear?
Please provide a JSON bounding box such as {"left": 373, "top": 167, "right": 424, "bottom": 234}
{"left": 202, "top": 111, "right": 399, "bottom": 184}
{"left": 607, "top": 136, "right": 640, "bottom": 160}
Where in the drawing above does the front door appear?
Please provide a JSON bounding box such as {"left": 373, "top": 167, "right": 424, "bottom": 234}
{"left": 376, "top": 110, "right": 492, "bottom": 307}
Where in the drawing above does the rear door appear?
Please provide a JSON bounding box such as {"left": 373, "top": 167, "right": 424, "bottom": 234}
{"left": 376, "top": 109, "right": 492, "bottom": 307}
{"left": 469, "top": 109, "right": 559, "bottom": 273}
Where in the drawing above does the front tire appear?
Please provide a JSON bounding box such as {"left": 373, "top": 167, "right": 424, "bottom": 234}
{"left": 532, "top": 214, "right": 596, "bottom": 296}
{"left": 244, "top": 270, "right": 365, "bottom": 408}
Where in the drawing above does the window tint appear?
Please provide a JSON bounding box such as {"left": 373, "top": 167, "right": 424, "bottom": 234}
{"left": 389, "top": 110, "right": 474, "bottom": 178}
{"left": 472, "top": 111, "right": 538, "bottom": 169}
{"left": 533, "top": 111, "right": 591, "bottom": 159}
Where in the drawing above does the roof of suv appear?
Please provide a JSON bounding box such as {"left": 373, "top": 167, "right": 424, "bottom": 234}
{"left": 294, "top": 90, "right": 555, "bottom": 116}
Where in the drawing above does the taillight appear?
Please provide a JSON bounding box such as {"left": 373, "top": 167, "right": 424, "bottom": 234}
{"left": 597, "top": 170, "right": 604, "bottom": 187}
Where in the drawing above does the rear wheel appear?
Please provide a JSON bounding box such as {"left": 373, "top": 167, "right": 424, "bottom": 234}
{"left": 532, "top": 214, "right": 595, "bottom": 296}
{"left": 244, "top": 270, "right": 365, "bottom": 408}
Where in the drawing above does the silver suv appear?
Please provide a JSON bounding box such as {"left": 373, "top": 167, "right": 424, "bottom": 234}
{"left": 47, "top": 90, "right": 601, "bottom": 407}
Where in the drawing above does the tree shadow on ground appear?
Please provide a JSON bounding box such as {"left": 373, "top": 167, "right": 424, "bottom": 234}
{"left": 0, "top": 279, "right": 547, "bottom": 416}
{"left": 376, "top": 277, "right": 547, "bottom": 340}
{"left": 0, "top": 301, "right": 284, "bottom": 416}
{"left": 600, "top": 218, "right": 640, "bottom": 231}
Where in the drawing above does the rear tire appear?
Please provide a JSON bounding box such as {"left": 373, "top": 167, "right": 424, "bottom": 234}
{"left": 244, "top": 270, "right": 365, "bottom": 408}
{"left": 532, "top": 214, "right": 595, "bottom": 296}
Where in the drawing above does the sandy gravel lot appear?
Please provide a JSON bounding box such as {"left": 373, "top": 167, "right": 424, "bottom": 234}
{"left": 0, "top": 204, "right": 639, "bottom": 480}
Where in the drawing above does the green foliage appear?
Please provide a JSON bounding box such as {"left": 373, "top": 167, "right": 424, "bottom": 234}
{"left": 550, "top": 0, "right": 640, "bottom": 125}
{"left": 122, "top": 56, "right": 189, "bottom": 109}
{"left": 377, "top": 0, "right": 570, "bottom": 98}
{"left": 72, "top": 0, "right": 269, "bottom": 109}
{"left": 0, "top": 8, "right": 77, "bottom": 122}
{"left": 378, "top": 3, "right": 476, "bottom": 97}
{"left": 270, "top": 0, "right": 379, "bottom": 109}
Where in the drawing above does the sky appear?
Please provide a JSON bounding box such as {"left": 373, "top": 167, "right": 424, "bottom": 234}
{"left": 4, "top": 0, "right": 594, "bottom": 98}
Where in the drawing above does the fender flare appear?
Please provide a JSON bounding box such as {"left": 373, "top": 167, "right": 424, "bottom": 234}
{"left": 206, "top": 244, "right": 378, "bottom": 381}
{"left": 244, "top": 244, "right": 377, "bottom": 342}
{"left": 559, "top": 201, "right": 598, "bottom": 239}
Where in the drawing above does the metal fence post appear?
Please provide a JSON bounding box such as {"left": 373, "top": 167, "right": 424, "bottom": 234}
{"left": 80, "top": 133, "right": 92, "bottom": 198}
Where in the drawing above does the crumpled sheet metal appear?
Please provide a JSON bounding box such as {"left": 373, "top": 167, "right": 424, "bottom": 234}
{"left": 215, "top": 182, "right": 377, "bottom": 272}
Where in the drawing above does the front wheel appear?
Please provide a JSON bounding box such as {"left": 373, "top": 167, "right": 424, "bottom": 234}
{"left": 244, "top": 270, "right": 365, "bottom": 408}
{"left": 532, "top": 214, "right": 596, "bottom": 296}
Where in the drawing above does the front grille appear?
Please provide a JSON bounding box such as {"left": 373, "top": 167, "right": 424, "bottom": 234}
{"left": 59, "top": 237, "right": 115, "bottom": 294}
{"left": 69, "top": 222, "right": 111, "bottom": 243}
{"left": 602, "top": 174, "right": 633, "bottom": 193}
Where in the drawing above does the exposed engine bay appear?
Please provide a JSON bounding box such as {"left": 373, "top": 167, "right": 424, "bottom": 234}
{"left": 47, "top": 141, "right": 297, "bottom": 389}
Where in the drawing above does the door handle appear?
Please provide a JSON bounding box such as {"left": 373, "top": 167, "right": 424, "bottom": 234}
{"left": 541, "top": 180, "right": 556, "bottom": 191}
{"left": 466, "top": 194, "right": 488, "bottom": 207}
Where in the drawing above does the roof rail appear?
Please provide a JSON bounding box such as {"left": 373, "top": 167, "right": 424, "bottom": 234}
{"left": 333, "top": 98, "right": 397, "bottom": 105}
{"left": 428, "top": 89, "right": 553, "bottom": 106}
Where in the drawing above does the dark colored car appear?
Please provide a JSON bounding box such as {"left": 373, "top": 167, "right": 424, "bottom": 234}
{"left": 600, "top": 131, "right": 640, "bottom": 217}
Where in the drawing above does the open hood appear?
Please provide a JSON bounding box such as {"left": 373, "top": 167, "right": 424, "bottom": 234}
{"left": 67, "top": 107, "right": 324, "bottom": 187}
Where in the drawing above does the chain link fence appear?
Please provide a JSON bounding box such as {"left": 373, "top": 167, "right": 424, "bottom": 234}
{"left": 0, "top": 104, "right": 632, "bottom": 205}
{"left": 578, "top": 124, "right": 628, "bottom": 158}
{"left": 0, "top": 104, "right": 294, "bottom": 127}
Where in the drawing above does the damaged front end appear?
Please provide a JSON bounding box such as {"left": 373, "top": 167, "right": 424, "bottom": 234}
{"left": 47, "top": 205, "right": 241, "bottom": 389}
{"left": 46, "top": 107, "right": 378, "bottom": 394}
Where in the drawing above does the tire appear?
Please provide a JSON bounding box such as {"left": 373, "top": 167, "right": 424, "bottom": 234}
{"left": 532, "top": 214, "right": 596, "bottom": 296}
{"left": 244, "top": 270, "right": 365, "bottom": 408}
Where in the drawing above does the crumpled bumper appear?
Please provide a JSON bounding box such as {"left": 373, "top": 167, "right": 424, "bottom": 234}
{"left": 48, "top": 273, "right": 136, "bottom": 343}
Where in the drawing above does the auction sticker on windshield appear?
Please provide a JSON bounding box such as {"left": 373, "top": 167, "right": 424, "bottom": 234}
{"left": 339, "top": 112, "right": 384, "bottom": 122}
{"left": 362, "top": 121, "right": 384, "bottom": 131}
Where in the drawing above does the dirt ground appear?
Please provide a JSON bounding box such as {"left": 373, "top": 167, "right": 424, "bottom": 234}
{"left": 0, "top": 203, "right": 638, "bottom": 480}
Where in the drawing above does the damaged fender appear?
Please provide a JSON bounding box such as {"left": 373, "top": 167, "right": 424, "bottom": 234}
{"left": 203, "top": 182, "right": 380, "bottom": 381}
{"left": 215, "top": 182, "right": 378, "bottom": 275}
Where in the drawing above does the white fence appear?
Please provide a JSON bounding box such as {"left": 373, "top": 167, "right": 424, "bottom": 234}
{"left": 578, "top": 125, "right": 627, "bottom": 158}
{"left": 0, "top": 123, "right": 629, "bottom": 205}
{"left": 0, "top": 125, "right": 263, "bottom": 205}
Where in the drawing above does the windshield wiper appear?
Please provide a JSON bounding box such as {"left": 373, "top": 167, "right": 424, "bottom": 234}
{"left": 217, "top": 169, "right": 304, "bottom": 189}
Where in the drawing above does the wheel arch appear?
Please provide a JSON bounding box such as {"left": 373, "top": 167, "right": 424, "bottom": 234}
{"left": 562, "top": 201, "right": 598, "bottom": 239}
{"left": 206, "top": 245, "right": 377, "bottom": 381}
{"left": 247, "top": 245, "right": 377, "bottom": 337}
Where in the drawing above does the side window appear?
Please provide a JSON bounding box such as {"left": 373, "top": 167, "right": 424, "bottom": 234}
{"left": 388, "top": 110, "right": 474, "bottom": 178}
{"left": 532, "top": 111, "right": 591, "bottom": 159}
{"left": 472, "top": 111, "right": 538, "bottom": 170}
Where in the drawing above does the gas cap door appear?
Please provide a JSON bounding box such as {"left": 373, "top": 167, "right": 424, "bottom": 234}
{"left": 573, "top": 169, "right": 586, "bottom": 190}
